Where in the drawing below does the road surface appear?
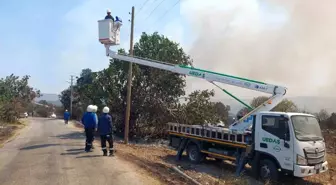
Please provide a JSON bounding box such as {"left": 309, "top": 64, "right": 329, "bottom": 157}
{"left": 0, "top": 118, "right": 161, "bottom": 185}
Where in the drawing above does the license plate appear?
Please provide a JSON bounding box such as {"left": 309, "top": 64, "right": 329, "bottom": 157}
{"left": 314, "top": 164, "right": 322, "bottom": 170}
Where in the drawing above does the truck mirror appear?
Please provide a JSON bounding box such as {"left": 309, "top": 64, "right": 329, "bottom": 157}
{"left": 284, "top": 132, "right": 290, "bottom": 141}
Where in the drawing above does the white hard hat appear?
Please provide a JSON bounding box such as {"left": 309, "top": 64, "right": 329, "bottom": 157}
{"left": 103, "top": 106, "right": 110, "bottom": 113}
{"left": 92, "top": 105, "right": 98, "bottom": 112}
{"left": 65, "top": 109, "right": 68, "bottom": 111}
{"left": 87, "top": 105, "right": 93, "bottom": 112}
{"left": 107, "top": 9, "right": 111, "bottom": 13}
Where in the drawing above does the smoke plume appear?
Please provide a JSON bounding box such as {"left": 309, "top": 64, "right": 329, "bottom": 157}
{"left": 181, "top": 0, "right": 336, "bottom": 97}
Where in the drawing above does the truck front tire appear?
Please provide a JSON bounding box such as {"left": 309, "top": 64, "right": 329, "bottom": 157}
{"left": 186, "top": 144, "right": 204, "bottom": 164}
{"left": 259, "top": 159, "right": 279, "bottom": 182}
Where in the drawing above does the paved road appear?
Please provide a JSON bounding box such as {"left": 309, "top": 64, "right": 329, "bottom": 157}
{"left": 0, "top": 118, "right": 161, "bottom": 185}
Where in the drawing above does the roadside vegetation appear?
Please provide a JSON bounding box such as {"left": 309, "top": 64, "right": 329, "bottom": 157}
{"left": 0, "top": 74, "right": 40, "bottom": 146}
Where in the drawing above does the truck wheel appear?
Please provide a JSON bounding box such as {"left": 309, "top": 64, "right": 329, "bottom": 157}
{"left": 186, "top": 144, "right": 204, "bottom": 164}
{"left": 259, "top": 159, "right": 279, "bottom": 182}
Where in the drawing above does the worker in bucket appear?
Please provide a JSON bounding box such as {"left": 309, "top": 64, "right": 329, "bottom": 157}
{"left": 81, "top": 105, "right": 97, "bottom": 152}
{"left": 105, "top": 9, "right": 115, "bottom": 21}
{"left": 63, "top": 109, "right": 70, "bottom": 124}
{"left": 98, "top": 106, "right": 114, "bottom": 156}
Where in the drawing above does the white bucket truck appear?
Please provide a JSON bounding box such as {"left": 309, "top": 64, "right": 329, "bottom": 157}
{"left": 97, "top": 17, "right": 328, "bottom": 181}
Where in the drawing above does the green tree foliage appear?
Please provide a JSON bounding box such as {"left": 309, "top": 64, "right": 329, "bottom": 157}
{"left": 176, "top": 90, "right": 230, "bottom": 125}
{"left": 0, "top": 74, "right": 40, "bottom": 123}
{"left": 250, "top": 96, "right": 298, "bottom": 112}
{"left": 314, "top": 109, "right": 330, "bottom": 122}
{"left": 34, "top": 100, "right": 54, "bottom": 117}
{"left": 237, "top": 96, "right": 299, "bottom": 118}
{"left": 59, "top": 32, "right": 230, "bottom": 138}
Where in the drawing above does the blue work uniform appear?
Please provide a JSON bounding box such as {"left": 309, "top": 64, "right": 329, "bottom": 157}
{"left": 64, "top": 111, "right": 70, "bottom": 124}
{"left": 81, "top": 112, "right": 97, "bottom": 152}
{"left": 98, "top": 113, "right": 114, "bottom": 155}
{"left": 105, "top": 14, "right": 115, "bottom": 21}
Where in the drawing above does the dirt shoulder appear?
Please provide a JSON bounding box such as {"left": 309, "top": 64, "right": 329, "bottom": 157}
{"left": 0, "top": 119, "right": 28, "bottom": 148}
{"left": 70, "top": 121, "right": 335, "bottom": 185}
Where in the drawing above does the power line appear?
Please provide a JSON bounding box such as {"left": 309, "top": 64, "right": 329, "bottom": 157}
{"left": 143, "top": 0, "right": 167, "bottom": 22}
{"left": 136, "top": 0, "right": 151, "bottom": 16}
{"left": 146, "top": 0, "right": 180, "bottom": 32}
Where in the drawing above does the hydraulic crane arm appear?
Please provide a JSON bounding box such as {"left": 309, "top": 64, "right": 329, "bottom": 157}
{"left": 107, "top": 50, "right": 286, "bottom": 96}
{"left": 98, "top": 18, "right": 287, "bottom": 134}
{"left": 106, "top": 49, "right": 287, "bottom": 134}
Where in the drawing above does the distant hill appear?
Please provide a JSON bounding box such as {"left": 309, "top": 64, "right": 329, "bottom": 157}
{"left": 35, "top": 93, "right": 62, "bottom": 106}
{"left": 213, "top": 96, "right": 336, "bottom": 115}
{"left": 35, "top": 93, "right": 335, "bottom": 115}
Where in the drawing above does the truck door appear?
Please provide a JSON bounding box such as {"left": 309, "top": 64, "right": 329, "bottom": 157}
{"left": 255, "top": 114, "right": 294, "bottom": 171}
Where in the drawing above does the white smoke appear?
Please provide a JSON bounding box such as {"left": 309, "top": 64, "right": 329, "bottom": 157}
{"left": 180, "top": 0, "right": 336, "bottom": 98}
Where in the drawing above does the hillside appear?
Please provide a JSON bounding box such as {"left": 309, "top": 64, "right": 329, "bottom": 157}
{"left": 35, "top": 93, "right": 62, "bottom": 106}
{"left": 38, "top": 93, "right": 335, "bottom": 114}
{"left": 213, "top": 96, "right": 336, "bottom": 115}
{"left": 37, "top": 92, "right": 335, "bottom": 114}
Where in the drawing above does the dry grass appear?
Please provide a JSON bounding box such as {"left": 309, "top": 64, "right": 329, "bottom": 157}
{"left": 0, "top": 119, "right": 27, "bottom": 147}
{"left": 114, "top": 141, "right": 335, "bottom": 185}
{"left": 113, "top": 141, "right": 251, "bottom": 185}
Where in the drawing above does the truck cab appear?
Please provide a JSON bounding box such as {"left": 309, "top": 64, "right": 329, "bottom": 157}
{"left": 251, "top": 111, "right": 328, "bottom": 179}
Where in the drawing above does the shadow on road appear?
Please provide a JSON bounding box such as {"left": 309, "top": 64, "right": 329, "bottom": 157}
{"left": 52, "top": 132, "right": 86, "bottom": 140}
{"left": 76, "top": 154, "right": 102, "bottom": 158}
{"left": 61, "top": 151, "right": 85, "bottom": 155}
{"left": 66, "top": 148, "right": 84, "bottom": 152}
{"left": 20, "top": 143, "right": 60, "bottom": 150}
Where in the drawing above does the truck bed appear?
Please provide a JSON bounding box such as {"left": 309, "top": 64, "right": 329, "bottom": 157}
{"left": 167, "top": 122, "right": 249, "bottom": 148}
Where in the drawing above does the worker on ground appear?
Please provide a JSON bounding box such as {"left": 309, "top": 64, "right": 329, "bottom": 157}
{"left": 105, "top": 9, "right": 115, "bottom": 21}
{"left": 91, "top": 105, "right": 98, "bottom": 149}
{"left": 81, "top": 105, "right": 97, "bottom": 152}
{"left": 64, "top": 109, "right": 70, "bottom": 124}
{"left": 98, "top": 106, "right": 114, "bottom": 156}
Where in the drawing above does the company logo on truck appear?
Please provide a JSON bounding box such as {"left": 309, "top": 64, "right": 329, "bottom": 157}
{"left": 189, "top": 71, "right": 205, "bottom": 78}
{"left": 255, "top": 85, "right": 267, "bottom": 90}
{"left": 262, "top": 137, "right": 280, "bottom": 145}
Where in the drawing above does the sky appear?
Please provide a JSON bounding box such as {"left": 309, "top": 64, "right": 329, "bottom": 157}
{"left": 0, "top": 0, "right": 335, "bottom": 100}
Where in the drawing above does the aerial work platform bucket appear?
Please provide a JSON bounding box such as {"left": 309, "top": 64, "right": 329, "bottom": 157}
{"left": 98, "top": 18, "right": 122, "bottom": 46}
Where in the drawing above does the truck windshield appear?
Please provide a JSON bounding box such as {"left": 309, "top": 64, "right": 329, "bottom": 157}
{"left": 291, "top": 115, "right": 323, "bottom": 141}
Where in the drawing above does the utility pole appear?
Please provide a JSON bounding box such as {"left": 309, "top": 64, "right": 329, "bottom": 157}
{"left": 124, "top": 6, "right": 135, "bottom": 144}
{"left": 70, "top": 75, "right": 74, "bottom": 119}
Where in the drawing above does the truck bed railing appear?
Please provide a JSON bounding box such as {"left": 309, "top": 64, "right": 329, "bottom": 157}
{"left": 167, "top": 122, "right": 249, "bottom": 145}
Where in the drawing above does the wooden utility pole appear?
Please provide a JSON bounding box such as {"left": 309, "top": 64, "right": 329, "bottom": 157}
{"left": 70, "top": 75, "right": 74, "bottom": 119}
{"left": 124, "top": 6, "right": 135, "bottom": 144}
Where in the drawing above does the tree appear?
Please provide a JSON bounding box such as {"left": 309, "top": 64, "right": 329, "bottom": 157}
{"left": 250, "top": 96, "right": 298, "bottom": 112}
{"left": 237, "top": 107, "right": 249, "bottom": 119}
{"left": 237, "top": 96, "right": 299, "bottom": 118}
{"left": 315, "top": 109, "right": 330, "bottom": 122}
{"left": 34, "top": 100, "right": 54, "bottom": 117}
{"left": 273, "top": 99, "right": 298, "bottom": 112}
{"left": 214, "top": 102, "right": 230, "bottom": 123}
{"left": 0, "top": 74, "right": 40, "bottom": 122}
{"left": 250, "top": 96, "right": 268, "bottom": 108}
{"left": 170, "top": 90, "right": 230, "bottom": 126}
{"left": 179, "top": 90, "right": 218, "bottom": 125}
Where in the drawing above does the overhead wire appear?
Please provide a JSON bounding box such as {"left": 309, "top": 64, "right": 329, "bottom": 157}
{"left": 143, "top": 0, "right": 167, "bottom": 22}
{"left": 145, "top": 0, "right": 180, "bottom": 33}
{"left": 136, "top": 0, "right": 151, "bottom": 16}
